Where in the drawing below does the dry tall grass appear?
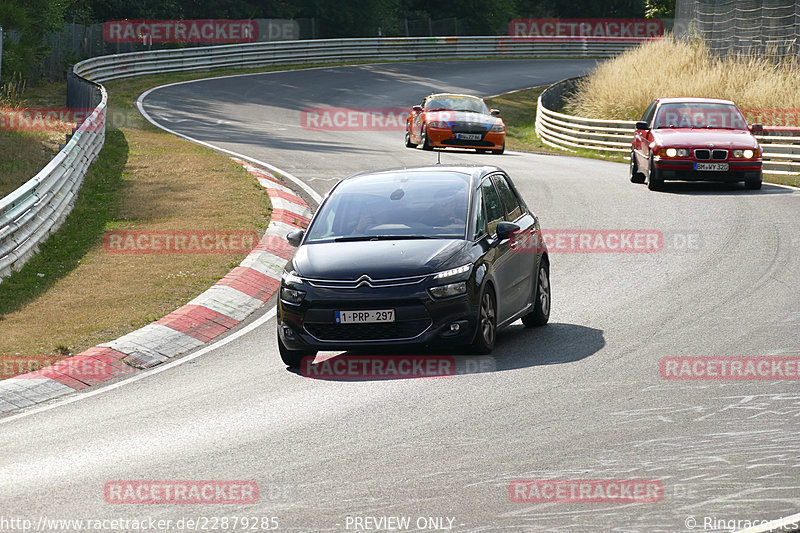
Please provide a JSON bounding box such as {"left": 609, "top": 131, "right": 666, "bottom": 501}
{"left": 566, "top": 37, "right": 800, "bottom": 121}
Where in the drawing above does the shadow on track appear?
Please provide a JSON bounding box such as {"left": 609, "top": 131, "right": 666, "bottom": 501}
{"left": 646, "top": 181, "right": 793, "bottom": 196}
{"left": 288, "top": 322, "right": 604, "bottom": 382}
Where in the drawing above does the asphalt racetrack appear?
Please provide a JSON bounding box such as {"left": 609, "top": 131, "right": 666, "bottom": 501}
{"left": 2, "top": 59, "right": 799, "bottom": 532}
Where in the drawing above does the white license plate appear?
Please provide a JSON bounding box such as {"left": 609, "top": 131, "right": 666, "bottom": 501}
{"left": 456, "top": 133, "right": 482, "bottom": 141}
{"left": 695, "top": 162, "right": 729, "bottom": 171}
{"left": 335, "top": 309, "right": 395, "bottom": 324}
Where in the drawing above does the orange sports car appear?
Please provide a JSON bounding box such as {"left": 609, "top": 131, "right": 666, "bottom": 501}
{"left": 405, "top": 93, "right": 506, "bottom": 154}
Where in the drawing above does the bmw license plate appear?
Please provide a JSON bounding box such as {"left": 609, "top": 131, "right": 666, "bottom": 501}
{"left": 335, "top": 310, "right": 395, "bottom": 324}
{"left": 455, "top": 133, "right": 481, "bottom": 141}
{"left": 695, "top": 162, "right": 729, "bottom": 171}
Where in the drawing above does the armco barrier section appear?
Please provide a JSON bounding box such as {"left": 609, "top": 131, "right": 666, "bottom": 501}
{"left": 0, "top": 79, "right": 105, "bottom": 280}
{"left": 0, "top": 36, "right": 649, "bottom": 281}
{"left": 535, "top": 77, "right": 800, "bottom": 175}
{"left": 73, "top": 36, "right": 652, "bottom": 82}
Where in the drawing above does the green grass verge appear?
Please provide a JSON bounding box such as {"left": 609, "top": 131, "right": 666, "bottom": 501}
{"left": 0, "top": 129, "right": 128, "bottom": 315}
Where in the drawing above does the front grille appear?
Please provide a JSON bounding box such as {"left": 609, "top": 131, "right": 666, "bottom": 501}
{"left": 305, "top": 319, "right": 431, "bottom": 341}
{"left": 712, "top": 149, "right": 728, "bottom": 160}
{"left": 694, "top": 149, "right": 710, "bottom": 160}
{"left": 451, "top": 123, "right": 489, "bottom": 135}
{"left": 306, "top": 274, "right": 427, "bottom": 289}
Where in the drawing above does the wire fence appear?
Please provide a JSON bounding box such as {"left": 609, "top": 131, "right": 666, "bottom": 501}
{"left": 675, "top": 0, "right": 800, "bottom": 57}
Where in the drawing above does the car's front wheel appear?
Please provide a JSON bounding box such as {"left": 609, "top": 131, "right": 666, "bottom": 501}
{"left": 647, "top": 155, "right": 663, "bottom": 191}
{"left": 470, "top": 286, "right": 497, "bottom": 354}
{"left": 420, "top": 126, "right": 433, "bottom": 151}
{"left": 404, "top": 129, "right": 415, "bottom": 148}
{"left": 278, "top": 334, "right": 316, "bottom": 368}
{"left": 630, "top": 151, "right": 645, "bottom": 183}
{"left": 492, "top": 143, "right": 505, "bottom": 155}
{"left": 522, "top": 258, "right": 550, "bottom": 327}
{"left": 745, "top": 172, "right": 762, "bottom": 190}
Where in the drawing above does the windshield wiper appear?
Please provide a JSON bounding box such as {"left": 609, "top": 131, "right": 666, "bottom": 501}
{"left": 333, "top": 235, "right": 439, "bottom": 242}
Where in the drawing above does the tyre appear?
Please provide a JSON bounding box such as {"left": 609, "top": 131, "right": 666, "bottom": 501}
{"left": 647, "top": 156, "right": 663, "bottom": 191}
{"left": 522, "top": 258, "right": 551, "bottom": 327}
{"left": 630, "top": 151, "right": 645, "bottom": 183}
{"left": 420, "top": 126, "right": 433, "bottom": 151}
{"left": 745, "top": 172, "right": 762, "bottom": 190}
{"left": 404, "top": 129, "right": 415, "bottom": 148}
{"left": 278, "top": 334, "right": 315, "bottom": 368}
{"left": 492, "top": 143, "right": 505, "bottom": 155}
{"left": 470, "top": 285, "right": 497, "bottom": 355}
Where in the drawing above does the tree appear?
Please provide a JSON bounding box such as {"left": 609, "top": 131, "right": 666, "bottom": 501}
{"left": 645, "top": 0, "right": 675, "bottom": 18}
{"left": 0, "top": 0, "right": 66, "bottom": 81}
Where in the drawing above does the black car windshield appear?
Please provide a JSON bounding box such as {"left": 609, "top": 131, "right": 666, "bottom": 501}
{"left": 654, "top": 103, "right": 748, "bottom": 130}
{"left": 426, "top": 95, "right": 489, "bottom": 114}
{"left": 305, "top": 171, "right": 470, "bottom": 243}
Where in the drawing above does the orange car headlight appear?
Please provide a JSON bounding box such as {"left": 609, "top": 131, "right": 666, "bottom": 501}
{"left": 428, "top": 121, "right": 449, "bottom": 129}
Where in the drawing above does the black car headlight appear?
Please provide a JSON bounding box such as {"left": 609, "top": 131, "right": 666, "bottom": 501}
{"left": 281, "top": 270, "right": 306, "bottom": 304}
{"left": 281, "top": 286, "right": 306, "bottom": 304}
{"left": 429, "top": 281, "right": 467, "bottom": 299}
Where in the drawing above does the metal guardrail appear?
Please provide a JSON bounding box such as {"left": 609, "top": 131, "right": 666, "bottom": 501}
{"left": 0, "top": 79, "right": 106, "bottom": 280}
{"left": 0, "top": 36, "right": 650, "bottom": 282}
{"left": 535, "top": 77, "right": 800, "bottom": 175}
{"left": 73, "top": 36, "right": 650, "bottom": 82}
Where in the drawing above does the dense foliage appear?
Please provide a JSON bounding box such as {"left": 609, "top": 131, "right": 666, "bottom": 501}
{"left": 1, "top": 0, "right": 657, "bottom": 82}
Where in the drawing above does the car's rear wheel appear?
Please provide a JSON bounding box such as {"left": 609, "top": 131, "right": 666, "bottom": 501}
{"left": 404, "top": 129, "right": 415, "bottom": 148}
{"left": 420, "top": 126, "right": 433, "bottom": 151}
{"left": 630, "top": 151, "right": 645, "bottom": 183}
{"left": 470, "top": 286, "right": 497, "bottom": 354}
{"left": 278, "top": 334, "right": 316, "bottom": 368}
{"left": 647, "top": 155, "right": 663, "bottom": 191}
{"left": 522, "top": 258, "right": 550, "bottom": 327}
{"left": 745, "top": 172, "right": 762, "bottom": 190}
{"left": 492, "top": 143, "right": 505, "bottom": 155}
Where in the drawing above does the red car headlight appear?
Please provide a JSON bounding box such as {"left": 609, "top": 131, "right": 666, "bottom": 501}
{"left": 428, "top": 121, "right": 449, "bottom": 129}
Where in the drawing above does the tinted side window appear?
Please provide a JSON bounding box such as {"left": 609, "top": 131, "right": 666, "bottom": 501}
{"left": 493, "top": 174, "right": 523, "bottom": 221}
{"left": 481, "top": 178, "right": 505, "bottom": 236}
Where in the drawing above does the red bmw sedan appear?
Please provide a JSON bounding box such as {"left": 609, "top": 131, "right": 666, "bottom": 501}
{"left": 631, "top": 97, "right": 763, "bottom": 190}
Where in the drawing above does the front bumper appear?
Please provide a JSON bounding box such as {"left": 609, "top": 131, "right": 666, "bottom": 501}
{"left": 653, "top": 160, "right": 762, "bottom": 181}
{"left": 277, "top": 283, "right": 479, "bottom": 352}
{"left": 427, "top": 128, "right": 505, "bottom": 150}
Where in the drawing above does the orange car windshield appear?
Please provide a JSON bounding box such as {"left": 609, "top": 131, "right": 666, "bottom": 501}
{"left": 654, "top": 103, "right": 748, "bottom": 130}
{"left": 427, "top": 96, "right": 488, "bottom": 114}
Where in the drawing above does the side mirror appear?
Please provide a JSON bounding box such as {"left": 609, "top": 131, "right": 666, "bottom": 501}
{"left": 412, "top": 105, "right": 423, "bottom": 113}
{"left": 286, "top": 229, "right": 305, "bottom": 247}
{"left": 490, "top": 109, "right": 501, "bottom": 116}
{"left": 496, "top": 221, "right": 520, "bottom": 242}
{"left": 749, "top": 123, "right": 763, "bottom": 134}
{"left": 635, "top": 121, "right": 650, "bottom": 130}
